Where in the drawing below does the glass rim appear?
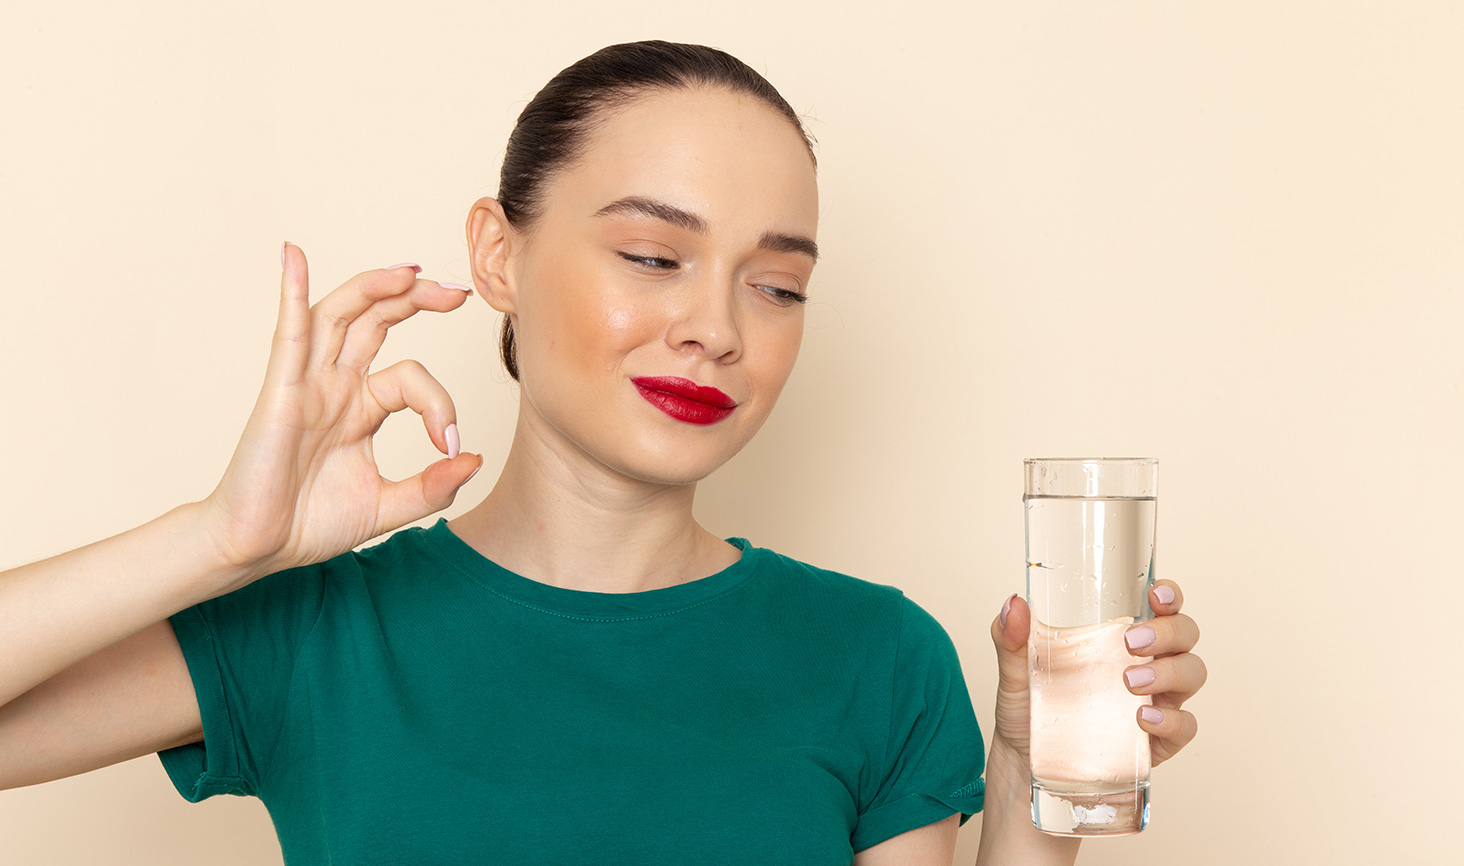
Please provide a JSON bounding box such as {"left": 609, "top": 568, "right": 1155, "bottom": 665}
{"left": 1024, "top": 457, "right": 1158, "bottom": 465}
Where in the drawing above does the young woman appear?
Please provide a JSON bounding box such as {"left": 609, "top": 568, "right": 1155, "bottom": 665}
{"left": 0, "top": 41, "right": 1204, "bottom": 864}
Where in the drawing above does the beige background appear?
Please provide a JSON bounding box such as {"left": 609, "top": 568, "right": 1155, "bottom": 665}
{"left": 2, "top": 1, "right": 1460, "bottom": 863}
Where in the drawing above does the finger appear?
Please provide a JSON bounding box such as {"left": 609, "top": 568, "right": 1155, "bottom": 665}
{"left": 1150, "top": 579, "right": 1184, "bottom": 615}
{"left": 1137, "top": 704, "right": 1199, "bottom": 767}
{"left": 990, "top": 593, "right": 1030, "bottom": 693}
{"left": 262, "top": 242, "right": 312, "bottom": 391}
{"left": 1123, "top": 613, "right": 1200, "bottom": 657}
{"left": 305, "top": 266, "right": 425, "bottom": 371}
{"left": 377, "top": 453, "right": 484, "bottom": 531}
{"left": 363, "top": 359, "right": 459, "bottom": 456}
{"left": 1122, "top": 652, "right": 1208, "bottom": 705}
{"left": 989, "top": 593, "right": 1032, "bottom": 754}
{"left": 337, "top": 279, "right": 473, "bottom": 374}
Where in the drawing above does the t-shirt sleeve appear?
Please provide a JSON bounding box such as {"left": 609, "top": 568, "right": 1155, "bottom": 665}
{"left": 851, "top": 596, "right": 987, "bottom": 852}
{"left": 157, "top": 559, "right": 329, "bottom": 802}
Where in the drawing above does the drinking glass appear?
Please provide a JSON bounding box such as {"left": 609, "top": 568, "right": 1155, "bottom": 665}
{"left": 1025, "top": 457, "right": 1157, "bottom": 836}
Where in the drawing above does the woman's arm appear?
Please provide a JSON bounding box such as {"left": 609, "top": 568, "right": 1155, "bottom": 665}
{"left": 849, "top": 776, "right": 1080, "bottom": 866}
{"left": 1, "top": 246, "right": 479, "bottom": 789}
{"left": 0, "top": 506, "right": 233, "bottom": 790}
{"left": 0, "top": 618, "right": 201, "bottom": 789}
{"left": 973, "top": 736, "right": 1081, "bottom": 866}
{"left": 853, "top": 814, "right": 961, "bottom": 865}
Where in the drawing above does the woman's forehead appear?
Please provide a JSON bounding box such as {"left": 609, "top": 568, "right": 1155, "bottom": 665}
{"left": 544, "top": 87, "right": 819, "bottom": 238}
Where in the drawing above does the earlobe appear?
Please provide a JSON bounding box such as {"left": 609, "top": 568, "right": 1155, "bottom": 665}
{"left": 466, "top": 196, "right": 516, "bottom": 314}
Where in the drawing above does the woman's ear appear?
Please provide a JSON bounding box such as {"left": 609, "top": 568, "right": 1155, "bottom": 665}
{"left": 466, "top": 197, "right": 516, "bottom": 314}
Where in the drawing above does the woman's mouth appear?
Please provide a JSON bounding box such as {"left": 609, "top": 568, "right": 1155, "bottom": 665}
{"left": 631, "top": 376, "right": 738, "bottom": 425}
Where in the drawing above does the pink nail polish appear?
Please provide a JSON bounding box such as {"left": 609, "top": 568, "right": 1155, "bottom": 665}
{"left": 281, "top": 241, "right": 289, "bottom": 268}
{"left": 445, "top": 423, "right": 461, "bottom": 460}
{"left": 439, "top": 282, "right": 473, "bottom": 293}
{"left": 465, "top": 463, "right": 482, "bottom": 484}
{"left": 999, "top": 593, "right": 1015, "bottom": 628}
{"left": 1154, "top": 585, "right": 1175, "bottom": 605}
{"left": 386, "top": 262, "right": 423, "bottom": 273}
{"left": 1125, "top": 625, "right": 1156, "bottom": 651}
{"left": 1140, "top": 706, "right": 1164, "bottom": 724}
{"left": 1125, "top": 667, "right": 1156, "bottom": 688}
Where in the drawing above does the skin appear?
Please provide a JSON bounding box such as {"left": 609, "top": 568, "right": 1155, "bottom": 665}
{"left": 449, "top": 86, "right": 819, "bottom": 594}
{"left": 0, "top": 84, "right": 1205, "bottom": 866}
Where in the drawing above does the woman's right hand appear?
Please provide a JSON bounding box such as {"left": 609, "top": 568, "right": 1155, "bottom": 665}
{"left": 198, "top": 243, "right": 482, "bottom": 586}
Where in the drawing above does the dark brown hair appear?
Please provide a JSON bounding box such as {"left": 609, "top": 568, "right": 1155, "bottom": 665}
{"left": 493, "top": 40, "right": 816, "bottom": 381}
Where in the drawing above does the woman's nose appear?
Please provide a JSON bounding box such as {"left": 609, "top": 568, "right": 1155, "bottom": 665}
{"left": 665, "top": 281, "right": 742, "bottom": 363}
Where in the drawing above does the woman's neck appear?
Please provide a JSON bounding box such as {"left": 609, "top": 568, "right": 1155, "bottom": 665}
{"left": 446, "top": 409, "right": 739, "bottom": 594}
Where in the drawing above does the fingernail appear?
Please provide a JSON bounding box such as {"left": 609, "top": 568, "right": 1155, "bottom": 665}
{"left": 1125, "top": 625, "right": 1156, "bottom": 651}
{"left": 386, "top": 262, "right": 423, "bottom": 273}
{"left": 1154, "top": 585, "right": 1175, "bottom": 605}
{"left": 1140, "top": 705, "right": 1164, "bottom": 724}
{"left": 445, "top": 423, "right": 461, "bottom": 459}
{"left": 281, "top": 241, "right": 289, "bottom": 268}
{"left": 464, "top": 461, "right": 482, "bottom": 484}
{"left": 439, "top": 282, "right": 473, "bottom": 293}
{"left": 999, "top": 593, "right": 1016, "bottom": 628}
{"left": 1125, "top": 667, "right": 1156, "bottom": 688}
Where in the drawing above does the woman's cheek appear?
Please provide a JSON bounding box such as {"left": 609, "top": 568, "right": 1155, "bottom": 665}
{"left": 603, "top": 304, "right": 639, "bottom": 337}
{"left": 757, "top": 317, "right": 805, "bottom": 379}
{"left": 597, "top": 300, "right": 654, "bottom": 366}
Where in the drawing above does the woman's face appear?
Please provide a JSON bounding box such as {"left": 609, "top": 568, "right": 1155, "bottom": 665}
{"left": 475, "top": 86, "right": 819, "bottom": 486}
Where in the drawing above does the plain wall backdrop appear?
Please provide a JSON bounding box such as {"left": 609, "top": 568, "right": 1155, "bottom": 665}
{"left": 2, "top": 1, "right": 1459, "bottom": 863}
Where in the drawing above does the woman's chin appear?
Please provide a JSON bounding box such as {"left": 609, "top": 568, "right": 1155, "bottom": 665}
{"left": 606, "top": 447, "right": 741, "bottom": 488}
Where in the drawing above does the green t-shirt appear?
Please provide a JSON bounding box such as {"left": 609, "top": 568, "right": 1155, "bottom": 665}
{"left": 160, "top": 519, "right": 985, "bottom": 864}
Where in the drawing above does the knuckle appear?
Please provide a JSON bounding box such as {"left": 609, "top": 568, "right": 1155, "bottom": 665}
{"left": 314, "top": 310, "right": 350, "bottom": 331}
{"left": 369, "top": 269, "right": 413, "bottom": 294}
{"left": 1165, "top": 615, "right": 1199, "bottom": 651}
{"left": 351, "top": 309, "right": 388, "bottom": 337}
{"left": 364, "top": 307, "right": 392, "bottom": 331}
{"left": 356, "top": 268, "right": 393, "bottom": 286}
{"left": 396, "top": 358, "right": 429, "bottom": 379}
{"left": 1176, "top": 712, "right": 1198, "bottom": 744}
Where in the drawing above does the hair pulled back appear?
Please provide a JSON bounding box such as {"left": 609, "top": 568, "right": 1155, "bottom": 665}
{"left": 493, "top": 40, "right": 815, "bottom": 381}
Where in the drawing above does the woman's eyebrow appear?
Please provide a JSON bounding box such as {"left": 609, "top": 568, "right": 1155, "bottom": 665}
{"left": 593, "top": 196, "right": 819, "bottom": 263}
{"left": 759, "top": 231, "right": 819, "bottom": 263}
{"left": 593, "top": 197, "right": 707, "bottom": 233}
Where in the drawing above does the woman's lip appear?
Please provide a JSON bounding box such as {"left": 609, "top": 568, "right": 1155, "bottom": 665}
{"left": 630, "top": 377, "right": 737, "bottom": 409}
{"left": 631, "top": 377, "right": 738, "bottom": 425}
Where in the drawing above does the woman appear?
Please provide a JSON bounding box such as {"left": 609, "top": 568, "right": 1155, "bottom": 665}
{"left": 0, "top": 41, "right": 1204, "bottom": 864}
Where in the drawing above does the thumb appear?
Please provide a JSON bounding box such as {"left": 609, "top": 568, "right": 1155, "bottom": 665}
{"left": 991, "top": 592, "right": 1031, "bottom": 693}
{"left": 990, "top": 592, "right": 1034, "bottom": 756}
{"left": 378, "top": 453, "right": 484, "bottom": 531}
{"left": 421, "top": 453, "right": 484, "bottom": 510}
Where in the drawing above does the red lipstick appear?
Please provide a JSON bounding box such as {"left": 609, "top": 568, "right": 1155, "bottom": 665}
{"left": 631, "top": 376, "right": 737, "bottom": 425}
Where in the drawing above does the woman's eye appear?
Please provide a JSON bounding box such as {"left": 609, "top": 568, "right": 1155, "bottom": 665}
{"left": 618, "top": 252, "right": 679, "bottom": 270}
{"left": 757, "top": 285, "right": 809, "bottom": 306}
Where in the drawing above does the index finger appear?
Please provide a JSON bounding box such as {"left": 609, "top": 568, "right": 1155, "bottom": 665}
{"left": 306, "top": 266, "right": 427, "bottom": 372}
{"left": 1150, "top": 579, "right": 1184, "bottom": 615}
{"left": 336, "top": 278, "right": 473, "bottom": 374}
{"left": 262, "top": 242, "right": 311, "bottom": 391}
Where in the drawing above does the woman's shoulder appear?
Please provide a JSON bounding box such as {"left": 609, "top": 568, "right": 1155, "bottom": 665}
{"left": 743, "top": 541, "right": 949, "bottom": 634}
{"left": 746, "top": 541, "right": 899, "bottom": 596}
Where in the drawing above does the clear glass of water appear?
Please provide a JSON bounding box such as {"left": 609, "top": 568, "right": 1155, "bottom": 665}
{"left": 1025, "top": 457, "right": 1158, "bottom": 836}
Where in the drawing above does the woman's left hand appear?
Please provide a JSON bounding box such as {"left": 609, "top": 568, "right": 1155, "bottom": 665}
{"left": 989, "top": 580, "right": 1205, "bottom": 767}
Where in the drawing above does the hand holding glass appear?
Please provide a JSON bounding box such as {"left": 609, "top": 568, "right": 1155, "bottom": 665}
{"left": 1025, "top": 457, "right": 1157, "bottom": 836}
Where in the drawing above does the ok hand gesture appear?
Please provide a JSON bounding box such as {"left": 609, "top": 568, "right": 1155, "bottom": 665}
{"left": 199, "top": 244, "right": 482, "bottom": 588}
